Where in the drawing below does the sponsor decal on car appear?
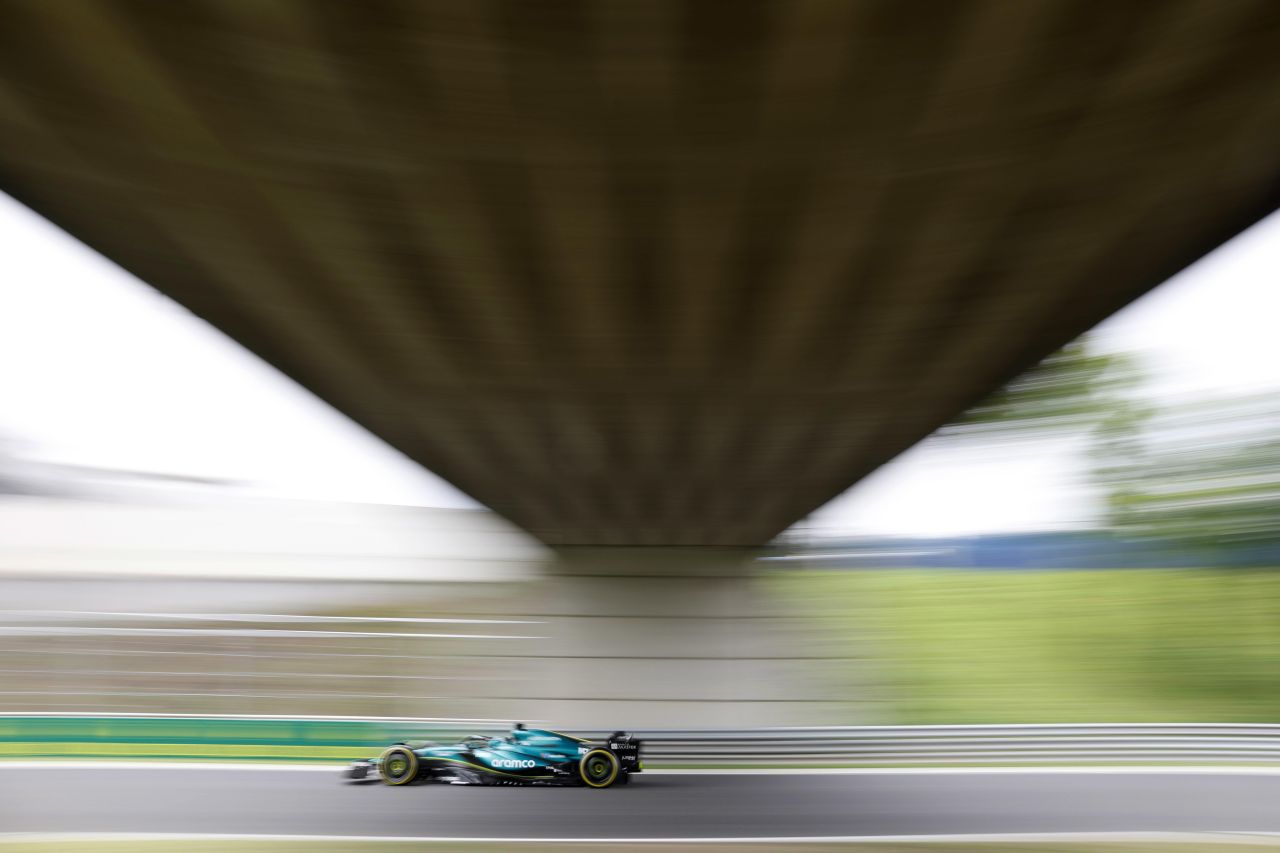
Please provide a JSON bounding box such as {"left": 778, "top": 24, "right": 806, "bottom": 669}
{"left": 491, "top": 757, "right": 537, "bottom": 769}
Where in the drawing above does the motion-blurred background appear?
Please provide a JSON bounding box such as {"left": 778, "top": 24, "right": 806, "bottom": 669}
{"left": 1, "top": 0, "right": 1279, "bottom": 763}
{"left": 3, "top": 191, "right": 1279, "bottom": 734}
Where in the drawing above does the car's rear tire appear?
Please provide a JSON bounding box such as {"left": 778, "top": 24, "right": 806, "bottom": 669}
{"left": 579, "top": 749, "right": 620, "bottom": 788}
{"left": 379, "top": 746, "right": 419, "bottom": 786}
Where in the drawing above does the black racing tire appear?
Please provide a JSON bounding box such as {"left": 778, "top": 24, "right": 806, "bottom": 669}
{"left": 379, "top": 746, "right": 419, "bottom": 786}
{"left": 579, "top": 749, "right": 621, "bottom": 788}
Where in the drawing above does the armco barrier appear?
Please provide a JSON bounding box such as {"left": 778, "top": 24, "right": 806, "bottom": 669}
{"left": 0, "top": 715, "right": 489, "bottom": 762}
{"left": 2, "top": 716, "right": 1280, "bottom": 765}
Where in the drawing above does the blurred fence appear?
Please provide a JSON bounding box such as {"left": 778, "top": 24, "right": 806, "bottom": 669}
{"left": 4, "top": 716, "right": 1280, "bottom": 765}
{"left": 0, "top": 591, "right": 854, "bottom": 728}
{"left": 636, "top": 723, "right": 1280, "bottom": 765}
{"left": 0, "top": 608, "right": 547, "bottom": 719}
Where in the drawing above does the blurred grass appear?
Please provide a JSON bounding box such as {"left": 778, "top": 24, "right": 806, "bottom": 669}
{"left": 772, "top": 569, "right": 1280, "bottom": 724}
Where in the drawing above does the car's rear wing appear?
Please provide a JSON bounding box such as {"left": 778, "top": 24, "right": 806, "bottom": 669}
{"left": 606, "top": 730, "right": 643, "bottom": 773}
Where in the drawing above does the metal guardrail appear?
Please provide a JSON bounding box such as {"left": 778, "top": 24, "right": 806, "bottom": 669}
{"left": 4, "top": 715, "right": 1280, "bottom": 765}
{"left": 625, "top": 724, "right": 1280, "bottom": 765}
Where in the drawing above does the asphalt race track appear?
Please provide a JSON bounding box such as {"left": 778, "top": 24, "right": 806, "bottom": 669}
{"left": 4, "top": 766, "right": 1280, "bottom": 840}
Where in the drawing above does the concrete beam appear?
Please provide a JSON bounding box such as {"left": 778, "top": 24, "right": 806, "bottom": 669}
{"left": 517, "top": 547, "right": 852, "bottom": 728}
{"left": 3, "top": 2, "right": 1279, "bottom": 544}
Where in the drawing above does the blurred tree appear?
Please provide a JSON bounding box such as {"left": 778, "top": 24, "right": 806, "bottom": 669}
{"left": 938, "top": 335, "right": 1280, "bottom": 559}
{"left": 1093, "top": 395, "right": 1280, "bottom": 556}
{"left": 936, "top": 336, "right": 1145, "bottom": 442}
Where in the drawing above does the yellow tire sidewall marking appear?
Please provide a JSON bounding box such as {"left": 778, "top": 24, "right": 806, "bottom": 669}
{"left": 580, "top": 748, "right": 619, "bottom": 788}
{"left": 379, "top": 746, "right": 419, "bottom": 785}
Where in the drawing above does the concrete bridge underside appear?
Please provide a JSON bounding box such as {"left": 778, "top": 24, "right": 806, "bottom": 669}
{"left": 5, "top": 0, "right": 1280, "bottom": 727}
{"left": 4, "top": 1, "right": 1280, "bottom": 547}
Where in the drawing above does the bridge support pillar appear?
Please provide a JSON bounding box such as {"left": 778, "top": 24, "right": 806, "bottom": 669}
{"left": 521, "top": 546, "right": 847, "bottom": 729}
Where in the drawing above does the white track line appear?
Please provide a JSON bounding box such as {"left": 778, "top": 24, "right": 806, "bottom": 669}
{"left": 651, "top": 766, "right": 1280, "bottom": 775}
{"left": 4, "top": 831, "right": 1280, "bottom": 845}
{"left": 0, "top": 762, "right": 344, "bottom": 772}
{"left": 0, "top": 610, "right": 542, "bottom": 625}
{"left": 7, "top": 761, "right": 1280, "bottom": 776}
{"left": 0, "top": 627, "right": 542, "bottom": 639}
{"left": 0, "top": 712, "right": 521, "bottom": 722}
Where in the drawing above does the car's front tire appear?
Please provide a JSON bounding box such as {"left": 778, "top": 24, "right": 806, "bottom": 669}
{"left": 579, "top": 749, "right": 621, "bottom": 788}
{"left": 379, "top": 746, "right": 419, "bottom": 786}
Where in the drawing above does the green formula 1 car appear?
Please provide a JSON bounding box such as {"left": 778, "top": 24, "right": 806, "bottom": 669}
{"left": 346, "top": 723, "right": 642, "bottom": 788}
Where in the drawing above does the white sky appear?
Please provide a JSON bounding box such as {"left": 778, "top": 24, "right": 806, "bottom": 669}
{"left": 808, "top": 211, "right": 1280, "bottom": 535}
{"left": 0, "top": 193, "right": 476, "bottom": 509}
{"left": 3, "top": 191, "right": 1280, "bottom": 535}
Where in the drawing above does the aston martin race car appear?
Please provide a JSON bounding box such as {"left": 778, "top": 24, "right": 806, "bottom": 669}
{"left": 346, "top": 723, "right": 642, "bottom": 788}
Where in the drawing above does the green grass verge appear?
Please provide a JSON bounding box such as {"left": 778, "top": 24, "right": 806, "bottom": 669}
{"left": 772, "top": 568, "right": 1280, "bottom": 724}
